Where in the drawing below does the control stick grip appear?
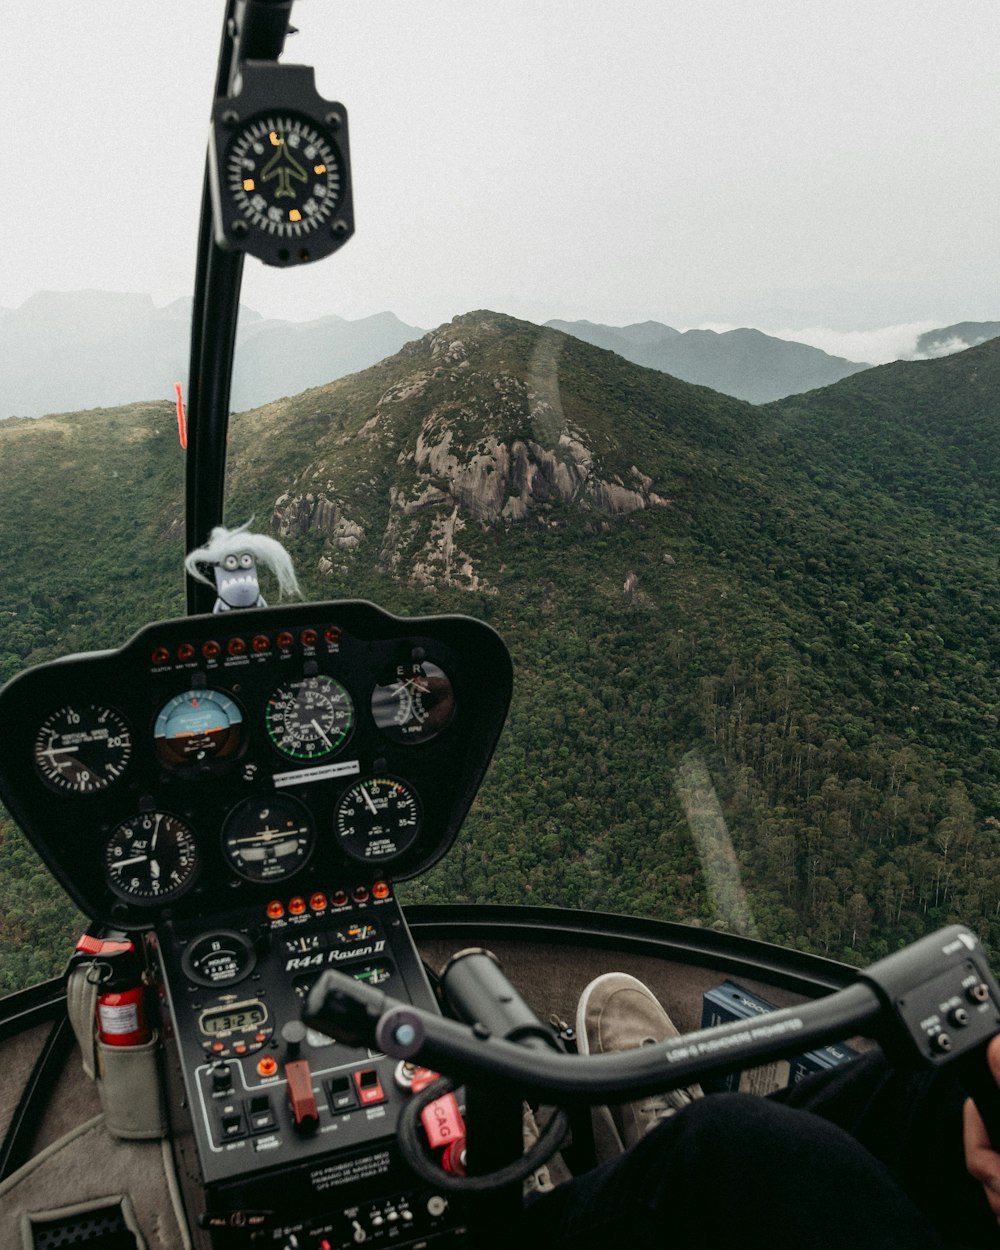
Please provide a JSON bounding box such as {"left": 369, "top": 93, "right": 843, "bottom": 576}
{"left": 303, "top": 969, "right": 388, "bottom": 1048}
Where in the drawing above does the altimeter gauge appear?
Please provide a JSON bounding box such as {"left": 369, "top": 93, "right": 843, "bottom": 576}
{"left": 33, "top": 705, "right": 132, "bottom": 793}
{"left": 209, "top": 63, "right": 354, "bottom": 267}
{"left": 222, "top": 794, "right": 315, "bottom": 883}
{"left": 335, "top": 776, "right": 422, "bottom": 862}
{"left": 266, "top": 675, "right": 354, "bottom": 760}
{"left": 104, "top": 812, "right": 199, "bottom": 904}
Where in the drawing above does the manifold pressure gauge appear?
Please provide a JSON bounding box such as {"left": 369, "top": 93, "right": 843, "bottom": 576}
{"left": 209, "top": 61, "right": 354, "bottom": 266}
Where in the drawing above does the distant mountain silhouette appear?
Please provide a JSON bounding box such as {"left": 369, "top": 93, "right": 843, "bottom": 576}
{"left": 913, "top": 321, "right": 1000, "bottom": 358}
{"left": 546, "top": 318, "right": 870, "bottom": 403}
{"left": 0, "top": 291, "right": 424, "bottom": 419}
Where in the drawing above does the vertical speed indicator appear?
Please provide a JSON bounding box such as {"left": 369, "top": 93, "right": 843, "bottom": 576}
{"left": 34, "top": 705, "right": 132, "bottom": 794}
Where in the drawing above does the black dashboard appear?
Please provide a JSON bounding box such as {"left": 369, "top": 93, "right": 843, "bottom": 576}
{"left": 0, "top": 601, "right": 512, "bottom": 931}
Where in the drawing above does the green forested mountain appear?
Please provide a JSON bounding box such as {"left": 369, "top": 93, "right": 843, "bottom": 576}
{"left": 2, "top": 311, "right": 1000, "bottom": 990}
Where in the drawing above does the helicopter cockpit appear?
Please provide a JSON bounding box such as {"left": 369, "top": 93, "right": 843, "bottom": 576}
{"left": 3, "top": 2, "right": 1000, "bottom": 1248}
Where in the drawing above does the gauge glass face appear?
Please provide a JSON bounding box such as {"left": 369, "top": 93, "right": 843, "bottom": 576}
{"left": 182, "top": 930, "right": 256, "bottom": 987}
{"left": 266, "top": 675, "right": 354, "bottom": 760}
{"left": 154, "top": 689, "right": 243, "bottom": 766}
{"left": 222, "top": 794, "right": 315, "bottom": 883}
{"left": 227, "top": 114, "right": 344, "bottom": 240}
{"left": 104, "top": 812, "right": 199, "bottom": 904}
{"left": 335, "top": 776, "right": 421, "bottom": 862}
{"left": 33, "top": 705, "right": 131, "bottom": 793}
{"left": 371, "top": 660, "right": 456, "bottom": 745}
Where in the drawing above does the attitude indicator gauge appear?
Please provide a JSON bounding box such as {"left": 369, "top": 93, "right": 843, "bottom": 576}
{"left": 33, "top": 705, "right": 132, "bottom": 794}
{"left": 209, "top": 63, "right": 354, "bottom": 267}
{"left": 222, "top": 794, "right": 315, "bottom": 883}
{"left": 154, "top": 689, "right": 243, "bottom": 767}
{"left": 335, "top": 776, "right": 421, "bottom": 862}
{"left": 266, "top": 675, "right": 354, "bottom": 760}
{"left": 104, "top": 812, "right": 199, "bottom": 904}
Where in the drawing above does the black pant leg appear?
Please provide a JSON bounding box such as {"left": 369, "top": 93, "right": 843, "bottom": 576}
{"left": 771, "top": 1050, "right": 996, "bottom": 1246}
{"left": 520, "top": 1093, "right": 950, "bottom": 1249}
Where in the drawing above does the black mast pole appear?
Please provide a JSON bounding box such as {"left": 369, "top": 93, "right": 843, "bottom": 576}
{"left": 184, "top": 0, "right": 295, "bottom": 614}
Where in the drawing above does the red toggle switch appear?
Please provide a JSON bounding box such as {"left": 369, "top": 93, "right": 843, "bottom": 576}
{"left": 285, "top": 1059, "right": 319, "bottom": 1132}
{"left": 421, "top": 1091, "right": 465, "bottom": 1150}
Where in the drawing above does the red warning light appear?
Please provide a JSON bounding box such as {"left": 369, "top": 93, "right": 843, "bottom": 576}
{"left": 372, "top": 881, "right": 390, "bottom": 900}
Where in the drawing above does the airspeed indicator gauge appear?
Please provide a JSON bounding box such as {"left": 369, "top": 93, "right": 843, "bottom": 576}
{"left": 266, "top": 674, "right": 354, "bottom": 760}
{"left": 209, "top": 62, "right": 354, "bottom": 267}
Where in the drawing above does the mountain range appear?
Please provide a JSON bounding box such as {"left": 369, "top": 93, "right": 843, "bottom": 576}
{"left": 3, "top": 291, "right": 998, "bottom": 420}
{"left": 3, "top": 312, "right": 1000, "bottom": 985}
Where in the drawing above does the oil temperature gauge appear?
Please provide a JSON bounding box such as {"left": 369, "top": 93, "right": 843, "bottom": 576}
{"left": 335, "top": 776, "right": 421, "bottom": 862}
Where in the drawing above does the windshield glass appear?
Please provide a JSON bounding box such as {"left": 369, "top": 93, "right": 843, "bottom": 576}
{"left": 2, "top": 2, "right": 1000, "bottom": 995}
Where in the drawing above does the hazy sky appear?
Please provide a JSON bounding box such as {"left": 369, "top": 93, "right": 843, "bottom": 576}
{"left": 4, "top": 1, "right": 999, "bottom": 360}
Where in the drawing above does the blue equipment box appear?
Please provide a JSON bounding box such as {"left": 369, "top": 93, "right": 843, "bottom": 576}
{"left": 701, "top": 980, "right": 859, "bottom": 1093}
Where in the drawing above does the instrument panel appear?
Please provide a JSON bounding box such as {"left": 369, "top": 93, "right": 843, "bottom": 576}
{"left": 0, "top": 601, "right": 512, "bottom": 929}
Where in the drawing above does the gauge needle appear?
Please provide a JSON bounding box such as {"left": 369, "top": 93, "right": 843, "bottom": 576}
{"left": 361, "top": 785, "right": 378, "bottom": 816}
{"left": 310, "top": 719, "right": 333, "bottom": 748}
{"left": 114, "top": 855, "right": 148, "bottom": 869}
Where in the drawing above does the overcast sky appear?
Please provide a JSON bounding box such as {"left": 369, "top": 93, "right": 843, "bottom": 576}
{"left": 4, "top": 1, "right": 998, "bottom": 361}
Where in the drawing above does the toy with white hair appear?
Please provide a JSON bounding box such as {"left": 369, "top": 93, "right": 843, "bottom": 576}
{"left": 184, "top": 521, "right": 301, "bottom": 613}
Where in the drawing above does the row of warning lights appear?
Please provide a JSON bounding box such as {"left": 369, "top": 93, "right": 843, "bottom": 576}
{"left": 265, "top": 881, "right": 391, "bottom": 920}
{"left": 151, "top": 626, "right": 343, "bottom": 665}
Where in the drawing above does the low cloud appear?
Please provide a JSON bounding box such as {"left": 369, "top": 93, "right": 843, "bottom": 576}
{"left": 693, "top": 320, "right": 943, "bottom": 366}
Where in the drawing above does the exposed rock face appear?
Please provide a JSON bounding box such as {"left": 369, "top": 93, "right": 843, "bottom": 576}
{"left": 271, "top": 490, "right": 366, "bottom": 574}
{"left": 267, "top": 317, "right": 672, "bottom": 593}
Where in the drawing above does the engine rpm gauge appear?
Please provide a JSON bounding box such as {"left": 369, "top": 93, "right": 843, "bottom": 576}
{"left": 154, "top": 689, "right": 243, "bottom": 767}
{"left": 335, "top": 776, "right": 421, "bottom": 863}
{"left": 104, "top": 812, "right": 199, "bottom": 904}
{"left": 222, "top": 794, "right": 315, "bottom": 883}
{"left": 266, "top": 675, "right": 354, "bottom": 760}
{"left": 33, "top": 705, "right": 132, "bottom": 793}
{"left": 371, "top": 659, "right": 455, "bottom": 745}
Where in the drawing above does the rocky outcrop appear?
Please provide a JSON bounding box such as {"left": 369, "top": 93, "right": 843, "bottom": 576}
{"left": 271, "top": 490, "right": 366, "bottom": 578}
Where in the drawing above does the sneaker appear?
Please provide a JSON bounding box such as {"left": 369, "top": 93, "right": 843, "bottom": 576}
{"left": 576, "top": 972, "right": 703, "bottom": 1159}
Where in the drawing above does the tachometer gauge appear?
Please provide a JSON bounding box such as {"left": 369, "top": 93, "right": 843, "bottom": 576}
{"left": 266, "top": 675, "right": 354, "bottom": 760}
{"left": 371, "top": 659, "right": 456, "bottom": 745}
{"left": 222, "top": 794, "right": 315, "bottom": 883}
{"left": 154, "top": 689, "right": 243, "bottom": 767}
{"left": 335, "top": 776, "right": 421, "bottom": 862}
{"left": 33, "top": 705, "right": 132, "bottom": 793}
{"left": 104, "top": 812, "right": 199, "bottom": 904}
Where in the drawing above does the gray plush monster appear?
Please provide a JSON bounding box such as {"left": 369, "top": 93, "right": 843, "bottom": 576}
{"left": 184, "top": 522, "right": 301, "bottom": 612}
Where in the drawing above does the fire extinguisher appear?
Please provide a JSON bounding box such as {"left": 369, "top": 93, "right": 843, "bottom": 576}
{"left": 76, "top": 933, "right": 152, "bottom": 1047}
